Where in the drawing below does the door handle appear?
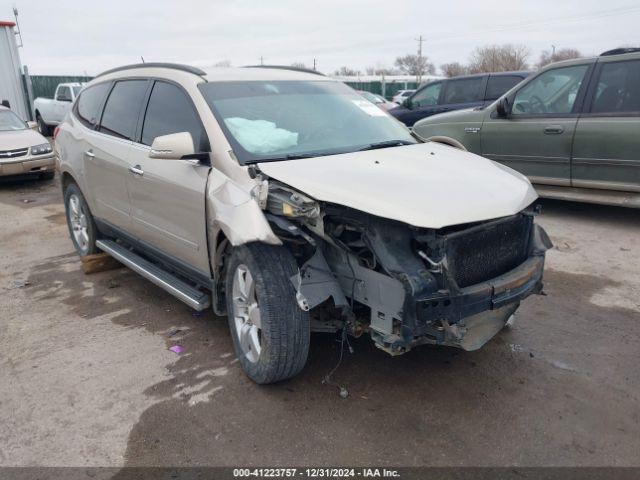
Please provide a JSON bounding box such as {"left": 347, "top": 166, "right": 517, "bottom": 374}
{"left": 543, "top": 125, "right": 564, "bottom": 134}
{"left": 129, "top": 165, "right": 144, "bottom": 176}
{"left": 84, "top": 149, "right": 95, "bottom": 158}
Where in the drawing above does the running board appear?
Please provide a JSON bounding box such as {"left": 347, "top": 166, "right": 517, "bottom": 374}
{"left": 96, "top": 239, "right": 211, "bottom": 311}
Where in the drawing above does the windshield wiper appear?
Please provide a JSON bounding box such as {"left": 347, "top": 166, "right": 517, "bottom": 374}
{"left": 358, "top": 140, "right": 414, "bottom": 151}
{"left": 248, "top": 153, "right": 322, "bottom": 164}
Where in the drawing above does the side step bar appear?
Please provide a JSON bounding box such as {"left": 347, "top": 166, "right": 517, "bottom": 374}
{"left": 96, "top": 239, "right": 211, "bottom": 311}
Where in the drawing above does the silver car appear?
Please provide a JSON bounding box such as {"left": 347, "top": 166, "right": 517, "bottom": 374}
{"left": 0, "top": 106, "right": 55, "bottom": 179}
{"left": 56, "top": 63, "right": 550, "bottom": 384}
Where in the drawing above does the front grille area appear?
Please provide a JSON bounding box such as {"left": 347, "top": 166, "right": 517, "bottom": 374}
{"left": 445, "top": 214, "right": 532, "bottom": 288}
{"left": 0, "top": 148, "right": 29, "bottom": 160}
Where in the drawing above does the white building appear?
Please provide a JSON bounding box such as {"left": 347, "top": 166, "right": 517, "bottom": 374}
{"left": 0, "top": 20, "right": 29, "bottom": 120}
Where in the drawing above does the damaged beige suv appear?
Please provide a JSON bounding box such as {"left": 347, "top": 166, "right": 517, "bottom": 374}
{"left": 56, "top": 63, "right": 551, "bottom": 384}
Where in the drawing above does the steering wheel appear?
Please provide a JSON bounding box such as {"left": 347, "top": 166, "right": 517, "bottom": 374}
{"left": 529, "top": 95, "right": 547, "bottom": 114}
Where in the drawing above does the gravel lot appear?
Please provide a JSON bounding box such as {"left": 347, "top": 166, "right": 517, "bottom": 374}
{"left": 1, "top": 175, "right": 639, "bottom": 467}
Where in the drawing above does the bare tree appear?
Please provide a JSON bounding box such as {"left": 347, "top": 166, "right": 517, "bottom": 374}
{"left": 365, "top": 64, "right": 398, "bottom": 76}
{"left": 440, "top": 62, "right": 469, "bottom": 78}
{"left": 334, "top": 66, "right": 361, "bottom": 76}
{"left": 394, "top": 54, "right": 436, "bottom": 76}
{"left": 291, "top": 62, "right": 306, "bottom": 69}
{"left": 467, "top": 44, "right": 530, "bottom": 73}
{"left": 212, "top": 60, "right": 232, "bottom": 67}
{"left": 537, "top": 48, "right": 582, "bottom": 68}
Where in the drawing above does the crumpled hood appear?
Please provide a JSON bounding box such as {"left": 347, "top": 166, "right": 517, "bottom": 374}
{"left": 258, "top": 143, "right": 537, "bottom": 229}
{"left": 0, "top": 129, "right": 47, "bottom": 151}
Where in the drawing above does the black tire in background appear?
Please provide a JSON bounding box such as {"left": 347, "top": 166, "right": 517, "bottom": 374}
{"left": 63, "top": 182, "right": 99, "bottom": 257}
{"left": 36, "top": 114, "right": 50, "bottom": 137}
{"left": 225, "top": 242, "right": 310, "bottom": 384}
{"left": 41, "top": 171, "right": 55, "bottom": 181}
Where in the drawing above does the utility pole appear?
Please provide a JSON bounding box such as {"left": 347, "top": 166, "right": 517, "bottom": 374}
{"left": 415, "top": 35, "right": 425, "bottom": 84}
{"left": 313, "top": 58, "right": 317, "bottom": 71}
{"left": 552, "top": 45, "right": 556, "bottom": 57}
{"left": 260, "top": 56, "right": 264, "bottom": 66}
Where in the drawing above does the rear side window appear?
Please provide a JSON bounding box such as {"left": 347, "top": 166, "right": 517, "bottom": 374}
{"left": 486, "top": 75, "right": 524, "bottom": 101}
{"left": 141, "top": 81, "right": 207, "bottom": 150}
{"left": 75, "top": 82, "right": 110, "bottom": 129}
{"left": 442, "top": 77, "right": 485, "bottom": 104}
{"left": 591, "top": 60, "right": 640, "bottom": 114}
{"left": 411, "top": 82, "right": 442, "bottom": 107}
{"left": 99, "top": 80, "right": 148, "bottom": 141}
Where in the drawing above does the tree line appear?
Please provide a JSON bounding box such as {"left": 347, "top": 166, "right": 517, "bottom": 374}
{"left": 332, "top": 44, "right": 582, "bottom": 78}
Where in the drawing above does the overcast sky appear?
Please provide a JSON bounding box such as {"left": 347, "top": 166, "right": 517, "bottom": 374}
{"left": 2, "top": 0, "right": 639, "bottom": 76}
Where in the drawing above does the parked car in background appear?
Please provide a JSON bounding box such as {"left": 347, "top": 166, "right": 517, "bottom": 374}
{"left": 34, "top": 82, "right": 84, "bottom": 136}
{"left": 0, "top": 105, "right": 55, "bottom": 180}
{"left": 390, "top": 71, "right": 530, "bottom": 127}
{"left": 412, "top": 48, "right": 640, "bottom": 208}
{"left": 55, "top": 63, "right": 550, "bottom": 384}
{"left": 391, "top": 89, "right": 415, "bottom": 104}
{"left": 357, "top": 90, "right": 398, "bottom": 111}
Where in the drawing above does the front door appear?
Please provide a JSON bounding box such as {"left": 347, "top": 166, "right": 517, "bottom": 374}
{"left": 83, "top": 79, "right": 149, "bottom": 230}
{"left": 399, "top": 81, "right": 444, "bottom": 126}
{"left": 481, "top": 64, "right": 591, "bottom": 186}
{"left": 127, "top": 80, "right": 211, "bottom": 277}
{"left": 572, "top": 57, "right": 640, "bottom": 192}
{"left": 54, "top": 86, "right": 72, "bottom": 124}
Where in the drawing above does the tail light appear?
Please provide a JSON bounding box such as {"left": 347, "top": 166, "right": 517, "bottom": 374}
{"left": 53, "top": 126, "right": 60, "bottom": 140}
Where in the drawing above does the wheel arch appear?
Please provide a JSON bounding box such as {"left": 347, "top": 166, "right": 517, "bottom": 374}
{"left": 425, "top": 136, "right": 468, "bottom": 151}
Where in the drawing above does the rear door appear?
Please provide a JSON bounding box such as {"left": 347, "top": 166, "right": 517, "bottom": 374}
{"left": 571, "top": 57, "right": 640, "bottom": 192}
{"left": 127, "top": 80, "right": 211, "bottom": 277}
{"left": 83, "top": 79, "right": 150, "bottom": 230}
{"left": 481, "top": 63, "right": 591, "bottom": 186}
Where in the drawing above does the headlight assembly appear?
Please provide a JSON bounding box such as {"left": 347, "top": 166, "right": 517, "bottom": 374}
{"left": 31, "top": 143, "right": 53, "bottom": 156}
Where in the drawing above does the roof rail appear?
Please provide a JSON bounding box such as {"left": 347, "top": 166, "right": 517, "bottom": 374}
{"left": 243, "top": 65, "right": 325, "bottom": 76}
{"left": 600, "top": 47, "right": 640, "bottom": 57}
{"left": 96, "top": 62, "right": 207, "bottom": 78}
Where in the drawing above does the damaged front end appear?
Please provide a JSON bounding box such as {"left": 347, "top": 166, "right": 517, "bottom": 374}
{"left": 263, "top": 180, "right": 552, "bottom": 356}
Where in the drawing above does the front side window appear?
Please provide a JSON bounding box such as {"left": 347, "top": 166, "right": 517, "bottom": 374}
{"left": 0, "top": 110, "right": 26, "bottom": 131}
{"left": 56, "top": 86, "right": 71, "bottom": 102}
{"left": 99, "top": 80, "right": 148, "bottom": 140}
{"left": 591, "top": 60, "right": 640, "bottom": 114}
{"left": 486, "top": 75, "right": 524, "bottom": 101}
{"left": 141, "top": 81, "right": 207, "bottom": 150}
{"left": 411, "top": 82, "right": 441, "bottom": 107}
{"left": 199, "top": 81, "right": 415, "bottom": 164}
{"left": 75, "top": 82, "right": 111, "bottom": 128}
{"left": 512, "top": 65, "right": 588, "bottom": 116}
{"left": 442, "top": 77, "right": 484, "bottom": 104}
{"left": 72, "top": 86, "right": 82, "bottom": 97}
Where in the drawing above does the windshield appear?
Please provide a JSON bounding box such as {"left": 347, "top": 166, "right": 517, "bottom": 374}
{"left": 199, "top": 81, "right": 415, "bottom": 164}
{"left": 0, "top": 110, "right": 27, "bottom": 132}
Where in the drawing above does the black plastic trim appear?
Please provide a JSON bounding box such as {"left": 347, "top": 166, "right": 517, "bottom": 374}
{"left": 94, "top": 218, "right": 213, "bottom": 289}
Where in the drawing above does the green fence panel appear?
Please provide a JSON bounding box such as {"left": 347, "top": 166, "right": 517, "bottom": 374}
{"left": 29, "top": 75, "right": 93, "bottom": 99}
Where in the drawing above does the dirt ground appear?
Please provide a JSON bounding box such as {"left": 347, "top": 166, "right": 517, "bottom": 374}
{"left": 1, "top": 175, "right": 639, "bottom": 468}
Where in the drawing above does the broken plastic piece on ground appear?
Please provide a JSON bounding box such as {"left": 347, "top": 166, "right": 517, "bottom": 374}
{"left": 339, "top": 387, "right": 349, "bottom": 399}
{"left": 169, "top": 345, "right": 184, "bottom": 354}
{"left": 9, "top": 280, "right": 31, "bottom": 289}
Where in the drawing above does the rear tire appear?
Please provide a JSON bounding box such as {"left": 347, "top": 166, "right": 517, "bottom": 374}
{"left": 36, "top": 114, "right": 50, "bottom": 137}
{"left": 64, "top": 182, "right": 98, "bottom": 257}
{"left": 225, "top": 242, "right": 310, "bottom": 384}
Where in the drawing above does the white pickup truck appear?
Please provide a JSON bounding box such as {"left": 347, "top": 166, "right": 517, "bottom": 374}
{"left": 34, "top": 83, "right": 84, "bottom": 136}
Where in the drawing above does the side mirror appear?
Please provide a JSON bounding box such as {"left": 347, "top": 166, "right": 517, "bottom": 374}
{"left": 403, "top": 98, "right": 412, "bottom": 109}
{"left": 496, "top": 97, "right": 511, "bottom": 118}
{"left": 149, "top": 132, "right": 196, "bottom": 160}
{"left": 26, "top": 121, "right": 38, "bottom": 131}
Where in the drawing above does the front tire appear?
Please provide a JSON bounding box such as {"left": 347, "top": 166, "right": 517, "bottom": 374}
{"left": 225, "top": 243, "right": 310, "bottom": 384}
{"left": 36, "top": 114, "right": 51, "bottom": 137}
{"left": 64, "top": 182, "right": 98, "bottom": 256}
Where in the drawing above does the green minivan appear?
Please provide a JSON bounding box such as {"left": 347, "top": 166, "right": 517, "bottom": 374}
{"left": 412, "top": 48, "right": 640, "bottom": 208}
